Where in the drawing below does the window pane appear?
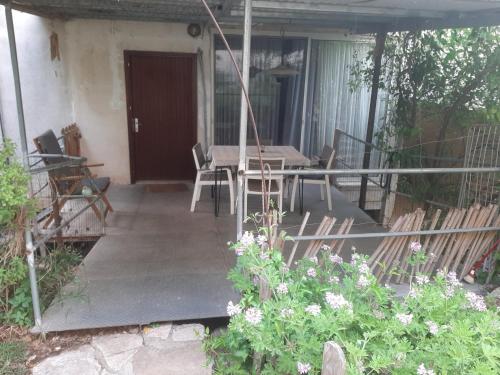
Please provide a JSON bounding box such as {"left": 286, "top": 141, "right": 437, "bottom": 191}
{"left": 214, "top": 35, "right": 307, "bottom": 147}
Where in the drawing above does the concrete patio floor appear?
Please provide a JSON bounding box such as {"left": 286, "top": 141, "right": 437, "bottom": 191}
{"left": 39, "top": 182, "right": 385, "bottom": 332}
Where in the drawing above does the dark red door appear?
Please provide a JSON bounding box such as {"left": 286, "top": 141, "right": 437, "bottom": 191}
{"left": 125, "top": 52, "right": 197, "bottom": 181}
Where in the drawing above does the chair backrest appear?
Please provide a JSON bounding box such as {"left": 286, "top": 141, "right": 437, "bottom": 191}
{"left": 33, "top": 130, "right": 78, "bottom": 193}
{"left": 62, "top": 123, "right": 82, "bottom": 157}
{"left": 33, "top": 130, "right": 66, "bottom": 165}
{"left": 246, "top": 157, "right": 285, "bottom": 180}
{"left": 192, "top": 143, "right": 206, "bottom": 171}
{"left": 318, "top": 145, "right": 335, "bottom": 169}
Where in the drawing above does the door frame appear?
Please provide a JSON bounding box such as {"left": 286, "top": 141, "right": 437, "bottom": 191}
{"left": 124, "top": 50, "right": 198, "bottom": 183}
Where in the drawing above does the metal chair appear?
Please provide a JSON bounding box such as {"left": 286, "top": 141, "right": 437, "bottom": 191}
{"left": 290, "top": 145, "right": 335, "bottom": 212}
{"left": 33, "top": 129, "right": 113, "bottom": 228}
{"left": 190, "top": 143, "right": 234, "bottom": 214}
{"left": 244, "top": 157, "right": 285, "bottom": 223}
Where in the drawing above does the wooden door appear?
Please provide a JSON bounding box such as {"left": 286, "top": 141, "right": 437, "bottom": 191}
{"left": 125, "top": 51, "right": 197, "bottom": 182}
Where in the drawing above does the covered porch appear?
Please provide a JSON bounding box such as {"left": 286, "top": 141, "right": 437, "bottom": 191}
{"left": 39, "top": 183, "right": 383, "bottom": 331}
{"left": 1, "top": 0, "right": 499, "bottom": 334}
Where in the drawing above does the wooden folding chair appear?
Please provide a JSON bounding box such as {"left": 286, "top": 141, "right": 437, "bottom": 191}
{"left": 33, "top": 129, "right": 113, "bottom": 228}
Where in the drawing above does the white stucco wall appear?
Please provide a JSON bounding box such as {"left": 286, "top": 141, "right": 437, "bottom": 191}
{"left": 63, "top": 20, "right": 212, "bottom": 184}
{"left": 0, "top": 8, "right": 72, "bottom": 151}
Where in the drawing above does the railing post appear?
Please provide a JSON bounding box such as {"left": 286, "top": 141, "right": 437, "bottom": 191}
{"left": 236, "top": 0, "right": 252, "bottom": 239}
{"left": 321, "top": 341, "right": 346, "bottom": 375}
{"left": 359, "top": 30, "right": 386, "bottom": 210}
{"left": 5, "top": 4, "right": 43, "bottom": 331}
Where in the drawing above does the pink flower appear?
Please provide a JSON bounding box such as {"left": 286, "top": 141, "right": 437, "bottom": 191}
{"left": 297, "top": 362, "right": 311, "bottom": 374}
{"left": 425, "top": 320, "right": 439, "bottom": 335}
{"left": 280, "top": 308, "right": 294, "bottom": 318}
{"left": 465, "top": 292, "right": 487, "bottom": 311}
{"left": 409, "top": 241, "right": 422, "bottom": 253}
{"left": 325, "top": 292, "right": 351, "bottom": 310}
{"left": 417, "top": 363, "right": 435, "bottom": 375}
{"left": 329, "top": 254, "right": 343, "bottom": 264}
{"left": 276, "top": 282, "right": 288, "bottom": 295}
{"left": 244, "top": 308, "right": 262, "bottom": 325}
{"left": 306, "top": 267, "right": 316, "bottom": 278}
{"left": 396, "top": 313, "right": 413, "bottom": 326}
{"left": 226, "top": 301, "right": 242, "bottom": 316}
{"left": 305, "top": 304, "right": 321, "bottom": 316}
{"left": 357, "top": 275, "right": 370, "bottom": 288}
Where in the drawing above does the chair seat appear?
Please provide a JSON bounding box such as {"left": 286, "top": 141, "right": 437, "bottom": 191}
{"left": 299, "top": 174, "right": 325, "bottom": 180}
{"left": 247, "top": 179, "right": 280, "bottom": 192}
{"left": 200, "top": 170, "right": 231, "bottom": 181}
{"left": 77, "top": 177, "right": 111, "bottom": 194}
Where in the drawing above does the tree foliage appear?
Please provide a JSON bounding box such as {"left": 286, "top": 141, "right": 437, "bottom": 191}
{"left": 351, "top": 27, "right": 500, "bottom": 203}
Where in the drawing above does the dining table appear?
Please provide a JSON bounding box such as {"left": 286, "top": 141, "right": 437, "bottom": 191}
{"left": 209, "top": 145, "right": 310, "bottom": 216}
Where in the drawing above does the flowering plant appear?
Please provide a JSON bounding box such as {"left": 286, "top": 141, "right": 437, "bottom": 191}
{"left": 204, "top": 232, "right": 499, "bottom": 374}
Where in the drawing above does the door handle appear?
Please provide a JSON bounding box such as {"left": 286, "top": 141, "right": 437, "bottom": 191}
{"left": 133, "top": 118, "right": 139, "bottom": 133}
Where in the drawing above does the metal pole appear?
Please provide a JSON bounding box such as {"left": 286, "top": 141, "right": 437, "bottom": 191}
{"left": 5, "top": 5, "right": 43, "bottom": 331}
{"left": 244, "top": 166, "right": 500, "bottom": 176}
{"left": 236, "top": 0, "right": 252, "bottom": 239}
{"left": 291, "top": 226, "right": 500, "bottom": 241}
{"left": 359, "top": 31, "right": 386, "bottom": 210}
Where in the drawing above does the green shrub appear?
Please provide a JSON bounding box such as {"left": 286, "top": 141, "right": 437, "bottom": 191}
{"left": 0, "top": 140, "right": 30, "bottom": 228}
{"left": 204, "top": 231, "right": 500, "bottom": 374}
{"left": 0, "top": 248, "right": 82, "bottom": 326}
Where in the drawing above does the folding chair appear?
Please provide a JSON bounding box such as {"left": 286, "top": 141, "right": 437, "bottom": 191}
{"left": 291, "top": 145, "right": 335, "bottom": 212}
{"left": 191, "top": 143, "right": 234, "bottom": 214}
{"left": 33, "top": 129, "right": 113, "bottom": 228}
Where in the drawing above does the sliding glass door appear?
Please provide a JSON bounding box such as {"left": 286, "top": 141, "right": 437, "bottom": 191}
{"left": 214, "top": 35, "right": 307, "bottom": 148}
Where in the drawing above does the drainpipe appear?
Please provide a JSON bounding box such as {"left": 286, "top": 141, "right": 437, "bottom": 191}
{"left": 5, "top": 4, "right": 43, "bottom": 332}
{"left": 359, "top": 30, "right": 386, "bottom": 210}
{"left": 236, "top": 0, "right": 252, "bottom": 239}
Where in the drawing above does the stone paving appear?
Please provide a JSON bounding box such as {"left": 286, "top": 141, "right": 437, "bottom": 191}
{"left": 32, "top": 323, "right": 212, "bottom": 375}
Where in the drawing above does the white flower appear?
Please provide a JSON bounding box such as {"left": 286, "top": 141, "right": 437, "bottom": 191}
{"left": 329, "top": 276, "right": 339, "bottom": 284}
{"left": 446, "top": 271, "right": 461, "bottom": 288}
{"left": 325, "top": 292, "right": 351, "bottom": 310}
{"left": 417, "top": 363, "right": 435, "bottom": 375}
{"left": 415, "top": 275, "right": 429, "bottom": 285}
{"left": 305, "top": 304, "right": 321, "bottom": 316}
{"left": 297, "top": 362, "right": 312, "bottom": 374}
{"left": 357, "top": 275, "right": 370, "bottom": 288}
{"left": 226, "top": 301, "right": 242, "bottom": 316}
{"left": 260, "top": 252, "right": 270, "bottom": 260}
{"left": 425, "top": 320, "right": 439, "bottom": 335}
{"left": 240, "top": 231, "right": 255, "bottom": 247}
{"left": 329, "top": 254, "right": 343, "bottom": 264}
{"left": 408, "top": 287, "right": 422, "bottom": 299}
{"left": 351, "top": 246, "right": 357, "bottom": 252}
{"left": 351, "top": 253, "right": 360, "bottom": 265}
{"left": 396, "top": 313, "right": 413, "bottom": 326}
{"left": 358, "top": 262, "right": 370, "bottom": 275}
{"left": 244, "top": 307, "right": 263, "bottom": 325}
{"left": 321, "top": 244, "right": 331, "bottom": 251}
{"left": 409, "top": 241, "right": 422, "bottom": 253}
{"left": 256, "top": 234, "right": 267, "bottom": 247}
{"left": 465, "top": 291, "right": 487, "bottom": 311}
{"left": 276, "top": 282, "right": 288, "bottom": 295}
{"left": 281, "top": 308, "right": 294, "bottom": 318}
{"left": 306, "top": 267, "right": 316, "bottom": 278}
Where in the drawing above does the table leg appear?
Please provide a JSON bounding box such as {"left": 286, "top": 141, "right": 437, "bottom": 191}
{"left": 300, "top": 176, "right": 304, "bottom": 216}
{"left": 214, "top": 167, "right": 218, "bottom": 216}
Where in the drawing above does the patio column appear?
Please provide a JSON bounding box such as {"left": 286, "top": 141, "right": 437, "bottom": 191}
{"left": 236, "top": 0, "right": 252, "bottom": 239}
{"left": 5, "top": 4, "right": 43, "bottom": 331}
{"left": 359, "top": 30, "right": 386, "bottom": 210}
